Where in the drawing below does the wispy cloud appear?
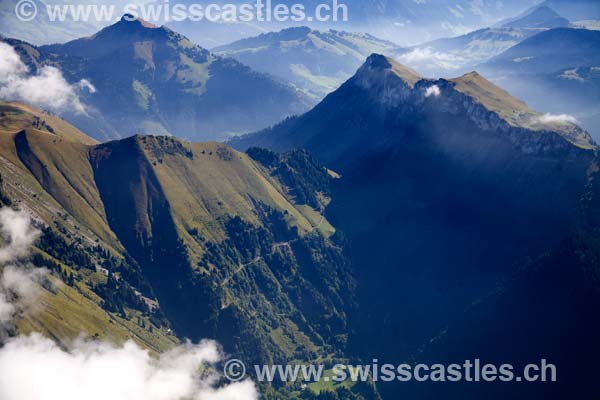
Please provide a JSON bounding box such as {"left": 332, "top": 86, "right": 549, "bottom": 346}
{"left": 0, "top": 335, "right": 258, "bottom": 400}
{"left": 397, "top": 47, "right": 464, "bottom": 71}
{"left": 0, "top": 208, "right": 45, "bottom": 327}
{"left": 0, "top": 43, "right": 95, "bottom": 113}
{"left": 0, "top": 266, "right": 48, "bottom": 325}
{"left": 536, "top": 113, "right": 578, "bottom": 125}
{"left": 0, "top": 208, "right": 40, "bottom": 263}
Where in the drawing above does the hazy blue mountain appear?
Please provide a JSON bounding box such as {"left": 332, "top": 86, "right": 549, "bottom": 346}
{"left": 166, "top": 0, "right": 541, "bottom": 46}
{"left": 214, "top": 26, "right": 401, "bottom": 99}
{"left": 1, "top": 0, "right": 540, "bottom": 47}
{"left": 482, "top": 27, "right": 600, "bottom": 74}
{"left": 3, "top": 16, "right": 312, "bottom": 141}
{"left": 480, "top": 27, "right": 600, "bottom": 139}
{"left": 395, "top": 6, "right": 571, "bottom": 77}
{"left": 528, "top": 0, "right": 600, "bottom": 22}
{"left": 501, "top": 5, "right": 570, "bottom": 29}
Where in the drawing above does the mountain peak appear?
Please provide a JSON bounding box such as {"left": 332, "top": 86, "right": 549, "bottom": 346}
{"left": 360, "top": 54, "right": 421, "bottom": 88}
{"left": 501, "top": 5, "right": 569, "bottom": 29}
{"left": 118, "top": 14, "right": 159, "bottom": 29}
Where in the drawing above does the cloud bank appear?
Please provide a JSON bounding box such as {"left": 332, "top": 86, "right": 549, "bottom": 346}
{"left": 0, "top": 335, "right": 258, "bottom": 400}
{"left": 0, "top": 43, "right": 95, "bottom": 113}
{"left": 0, "top": 207, "right": 258, "bottom": 400}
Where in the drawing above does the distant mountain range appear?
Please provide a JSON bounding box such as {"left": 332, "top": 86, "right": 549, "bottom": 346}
{"left": 480, "top": 27, "right": 600, "bottom": 139}
{"left": 1, "top": 16, "right": 312, "bottom": 141}
{"left": 232, "top": 54, "right": 600, "bottom": 398}
{"left": 395, "top": 6, "right": 572, "bottom": 77}
{"left": 214, "top": 26, "right": 401, "bottom": 99}
{"left": 0, "top": 0, "right": 542, "bottom": 47}
{"left": 512, "top": 0, "right": 600, "bottom": 23}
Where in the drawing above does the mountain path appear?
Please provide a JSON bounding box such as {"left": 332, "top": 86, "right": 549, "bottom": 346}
{"left": 220, "top": 216, "right": 325, "bottom": 286}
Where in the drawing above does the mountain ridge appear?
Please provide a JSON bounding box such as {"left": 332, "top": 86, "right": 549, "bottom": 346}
{"left": 214, "top": 26, "right": 402, "bottom": 99}
{"left": 231, "top": 54, "right": 595, "bottom": 166}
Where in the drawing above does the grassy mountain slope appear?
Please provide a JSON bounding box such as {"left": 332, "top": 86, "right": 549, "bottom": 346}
{"left": 0, "top": 101, "right": 355, "bottom": 368}
{"left": 0, "top": 101, "right": 177, "bottom": 352}
{"left": 90, "top": 135, "right": 355, "bottom": 364}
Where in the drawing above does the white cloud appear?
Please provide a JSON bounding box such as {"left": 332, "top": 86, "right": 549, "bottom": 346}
{"left": 448, "top": 6, "right": 464, "bottom": 18}
{"left": 0, "top": 208, "right": 47, "bottom": 328}
{"left": 78, "top": 79, "right": 97, "bottom": 94}
{"left": 536, "top": 113, "right": 578, "bottom": 125}
{"left": 0, "top": 43, "right": 95, "bottom": 113}
{"left": 0, "top": 208, "right": 40, "bottom": 263}
{"left": 0, "top": 292, "right": 14, "bottom": 324}
{"left": 0, "top": 266, "right": 49, "bottom": 325}
{"left": 0, "top": 334, "right": 258, "bottom": 400}
{"left": 0, "top": 208, "right": 45, "bottom": 326}
{"left": 425, "top": 85, "right": 441, "bottom": 97}
{"left": 397, "top": 47, "right": 463, "bottom": 71}
{"left": 0, "top": 207, "right": 257, "bottom": 400}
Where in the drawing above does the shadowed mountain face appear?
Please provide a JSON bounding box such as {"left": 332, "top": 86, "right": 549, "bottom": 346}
{"left": 214, "top": 26, "right": 401, "bottom": 100}
{"left": 232, "top": 54, "right": 600, "bottom": 398}
{"left": 3, "top": 16, "right": 312, "bottom": 142}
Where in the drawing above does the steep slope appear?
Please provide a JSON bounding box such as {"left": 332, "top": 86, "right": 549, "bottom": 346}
{"left": 0, "top": 101, "right": 355, "bottom": 369}
{"left": 5, "top": 15, "right": 311, "bottom": 141}
{"left": 214, "top": 26, "right": 401, "bottom": 99}
{"left": 89, "top": 135, "right": 355, "bottom": 364}
{"left": 231, "top": 54, "right": 598, "bottom": 397}
{"left": 0, "top": 101, "right": 177, "bottom": 352}
{"left": 396, "top": 157, "right": 600, "bottom": 400}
